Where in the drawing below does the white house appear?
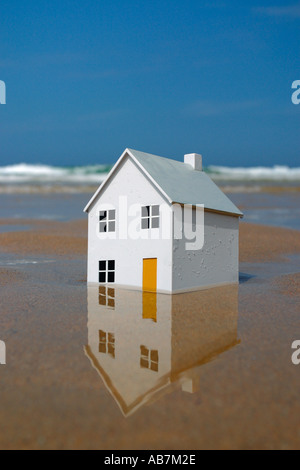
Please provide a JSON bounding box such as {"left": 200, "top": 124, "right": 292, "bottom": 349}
{"left": 84, "top": 148, "right": 243, "bottom": 293}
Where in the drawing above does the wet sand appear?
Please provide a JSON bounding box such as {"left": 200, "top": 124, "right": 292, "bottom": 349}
{"left": 0, "top": 218, "right": 299, "bottom": 261}
{"left": 0, "top": 219, "right": 300, "bottom": 449}
{"left": 0, "top": 219, "right": 87, "bottom": 257}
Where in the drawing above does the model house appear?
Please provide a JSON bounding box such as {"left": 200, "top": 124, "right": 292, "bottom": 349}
{"left": 84, "top": 285, "right": 239, "bottom": 416}
{"left": 84, "top": 148, "right": 243, "bottom": 293}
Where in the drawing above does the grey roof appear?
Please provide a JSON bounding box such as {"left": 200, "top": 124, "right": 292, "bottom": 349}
{"left": 128, "top": 149, "right": 243, "bottom": 217}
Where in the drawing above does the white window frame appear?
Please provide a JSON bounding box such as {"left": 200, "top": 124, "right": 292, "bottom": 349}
{"left": 141, "top": 205, "right": 160, "bottom": 230}
{"left": 99, "top": 209, "right": 116, "bottom": 233}
{"left": 99, "top": 260, "right": 115, "bottom": 283}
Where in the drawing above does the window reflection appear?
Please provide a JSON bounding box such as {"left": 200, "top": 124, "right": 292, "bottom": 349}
{"left": 99, "top": 286, "right": 115, "bottom": 309}
{"left": 140, "top": 345, "right": 159, "bottom": 372}
{"left": 99, "top": 330, "right": 115, "bottom": 358}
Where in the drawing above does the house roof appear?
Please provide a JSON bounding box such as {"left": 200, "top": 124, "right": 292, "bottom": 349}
{"left": 84, "top": 148, "right": 243, "bottom": 217}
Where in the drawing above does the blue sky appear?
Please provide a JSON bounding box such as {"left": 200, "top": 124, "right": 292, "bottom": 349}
{"left": 0, "top": 0, "right": 299, "bottom": 167}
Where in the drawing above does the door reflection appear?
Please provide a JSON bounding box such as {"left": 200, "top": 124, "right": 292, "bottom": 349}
{"left": 85, "top": 285, "right": 240, "bottom": 417}
{"left": 142, "top": 292, "right": 157, "bottom": 322}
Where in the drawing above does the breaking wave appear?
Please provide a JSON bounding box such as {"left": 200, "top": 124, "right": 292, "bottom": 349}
{"left": 208, "top": 165, "right": 300, "bottom": 181}
{"left": 0, "top": 163, "right": 111, "bottom": 184}
{"left": 0, "top": 162, "right": 299, "bottom": 185}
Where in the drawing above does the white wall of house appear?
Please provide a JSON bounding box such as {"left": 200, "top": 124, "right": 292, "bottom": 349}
{"left": 87, "top": 155, "right": 173, "bottom": 292}
{"left": 172, "top": 209, "right": 239, "bottom": 292}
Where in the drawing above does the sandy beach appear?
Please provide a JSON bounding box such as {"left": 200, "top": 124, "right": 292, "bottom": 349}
{"left": 0, "top": 214, "right": 300, "bottom": 450}
{"left": 0, "top": 217, "right": 299, "bottom": 261}
{"left": 1, "top": 0, "right": 299, "bottom": 452}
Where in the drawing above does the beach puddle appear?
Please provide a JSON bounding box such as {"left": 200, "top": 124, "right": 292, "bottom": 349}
{"left": 0, "top": 252, "right": 56, "bottom": 268}
{"left": 0, "top": 259, "right": 55, "bottom": 266}
{"left": 0, "top": 221, "right": 300, "bottom": 449}
{"left": 85, "top": 285, "right": 240, "bottom": 417}
{"left": 240, "top": 254, "right": 300, "bottom": 283}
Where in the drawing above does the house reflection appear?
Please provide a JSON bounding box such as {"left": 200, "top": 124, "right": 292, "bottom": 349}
{"left": 84, "top": 284, "right": 240, "bottom": 417}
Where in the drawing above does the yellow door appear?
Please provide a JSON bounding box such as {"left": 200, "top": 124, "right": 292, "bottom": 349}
{"left": 143, "top": 258, "right": 157, "bottom": 292}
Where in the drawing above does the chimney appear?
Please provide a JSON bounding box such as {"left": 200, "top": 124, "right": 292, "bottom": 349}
{"left": 184, "top": 153, "right": 202, "bottom": 171}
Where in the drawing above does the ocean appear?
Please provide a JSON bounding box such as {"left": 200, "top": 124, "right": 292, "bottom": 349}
{"left": 0, "top": 162, "right": 300, "bottom": 192}
{"left": 0, "top": 163, "right": 299, "bottom": 230}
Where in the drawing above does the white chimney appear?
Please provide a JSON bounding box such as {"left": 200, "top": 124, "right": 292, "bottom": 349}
{"left": 184, "top": 153, "right": 202, "bottom": 171}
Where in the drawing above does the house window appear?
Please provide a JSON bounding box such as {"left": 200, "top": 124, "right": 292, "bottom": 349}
{"left": 99, "top": 330, "right": 115, "bottom": 358}
{"left": 141, "top": 205, "right": 160, "bottom": 229}
{"left": 140, "top": 345, "right": 159, "bottom": 372}
{"left": 99, "top": 260, "right": 115, "bottom": 283}
{"left": 99, "top": 209, "right": 116, "bottom": 233}
{"left": 99, "top": 286, "right": 115, "bottom": 308}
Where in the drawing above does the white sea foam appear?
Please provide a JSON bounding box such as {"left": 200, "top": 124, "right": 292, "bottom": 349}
{"left": 208, "top": 165, "right": 300, "bottom": 181}
{"left": 0, "top": 163, "right": 110, "bottom": 184}
{"left": 0, "top": 162, "right": 299, "bottom": 186}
